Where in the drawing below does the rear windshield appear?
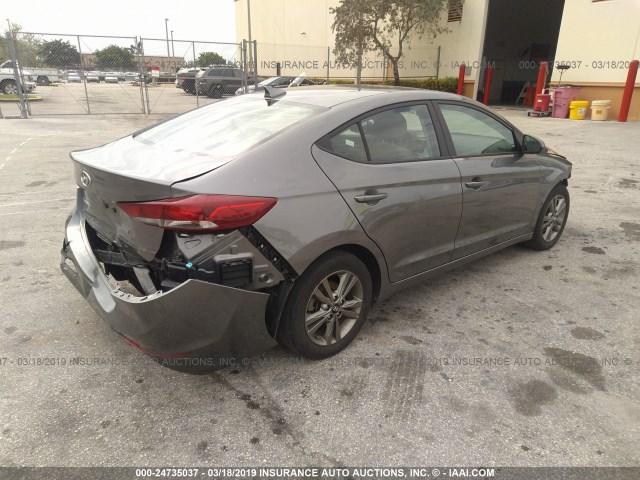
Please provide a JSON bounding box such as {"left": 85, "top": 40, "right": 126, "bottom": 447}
{"left": 134, "top": 96, "right": 324, "bottom": 156}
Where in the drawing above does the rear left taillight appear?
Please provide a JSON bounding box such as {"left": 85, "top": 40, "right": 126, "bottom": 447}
{"left": 117, "top": 194, "right": 277, "bottom": 231}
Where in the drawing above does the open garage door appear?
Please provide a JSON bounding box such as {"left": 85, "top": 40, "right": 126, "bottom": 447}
{"left": 480, "top": 0, "right": 565, "bottom": 105}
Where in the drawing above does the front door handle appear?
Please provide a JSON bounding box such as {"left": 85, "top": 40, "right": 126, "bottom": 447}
{"left": 464, "top": 178, "right": 487, "bottom": 190}
{"left": 354, "top": 193, "right": 388, "bottom": 204}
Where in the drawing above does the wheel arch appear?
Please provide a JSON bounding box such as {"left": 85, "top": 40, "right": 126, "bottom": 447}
{"left": 315, "top": 244, "right": 383, "bottom": 303}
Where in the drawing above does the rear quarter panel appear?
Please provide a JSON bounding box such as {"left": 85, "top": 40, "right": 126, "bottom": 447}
{"left": 170, "top": 108, "right": 389, "bottom": 279}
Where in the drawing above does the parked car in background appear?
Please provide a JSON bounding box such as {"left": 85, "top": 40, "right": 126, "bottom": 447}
{"left": 61, "top": 86, "right": 571, "bottom": 372}
{"left": 86, "top": 72, "right": 101, "bottom": 83}
{"left": 176, "top": 67, "right": 205, "bottom": 94}
{"left": 124, "top": 72, "right": 139, "bottom": 82}
{"left": 67, "top": 71, "right": 81, "bottom": 83}
{"left": 104, "top": 72, "right": 119, "bottom": 83}
{"left": 196, "top": 66, "right": 245, "bottom": 98}
{"left": 235, "top": 74, "right": 316, "bottom": 95}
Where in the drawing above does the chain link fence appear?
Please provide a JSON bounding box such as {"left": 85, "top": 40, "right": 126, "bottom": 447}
{"left": 1, "top": 30, "right": 441, "bottom": 119}
{"left": 255, "top": 44, "right": 441, "bottom": 83}
{"left": 0, "top": 31, "right": 249, "bottom": 118}
{"left": 138, "top": 38, "right": 246, "bottom": 114}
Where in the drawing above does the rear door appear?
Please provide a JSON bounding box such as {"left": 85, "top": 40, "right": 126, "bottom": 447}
{"left": 312, "top": 103, "right": 462, "bottom": 282}
{"left": 434, "top": 101, "right": 541, "bottom": 259}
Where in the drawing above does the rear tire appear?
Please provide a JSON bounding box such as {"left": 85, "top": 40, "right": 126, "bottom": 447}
{"left": 524, "top": 183, "right": 570, "bottom": 250}
{"left": 37, "top": 76, "right": 50, "bottom": 86}
{"left": 278, "top": 251, "right": 372, "bottom": 359}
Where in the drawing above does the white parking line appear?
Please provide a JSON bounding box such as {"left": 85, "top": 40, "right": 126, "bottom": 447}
{"left": 0, "top": 208, "right": 63, "bottom": 217}
{"left": 1, "top": 138, "right": 33, "bottom": 173}
{"left": 0, "top": 197, "right": 74, "bottom": 208}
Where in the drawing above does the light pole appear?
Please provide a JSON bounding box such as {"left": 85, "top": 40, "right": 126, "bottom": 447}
{"left": 246, "top": 0, "right": 253, "bottom": 74}
{"left": 170, "top": 30, "right": 175, "bottom": 58}
{"left": 234, "top": 0, "right": 253, "bottom": 73}
{"left": 164, "top": 18, "right": 170, "bottom": 58}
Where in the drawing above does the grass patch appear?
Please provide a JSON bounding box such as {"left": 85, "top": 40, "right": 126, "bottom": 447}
{"left": 0, "top": 94, "right": 43, "bottom": 102}
{"left": 322, "top": 77, "right": 458, "bottom": 93}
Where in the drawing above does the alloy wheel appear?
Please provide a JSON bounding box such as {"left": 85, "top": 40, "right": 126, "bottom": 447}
{"left": 542, "top": 194, "right": 567, "bottom": 242}
{"left": 4, "top": 82, "right": 17, "bottom": 95}
{"left": 304, "top": 270, "right": 363, "bottom": 346}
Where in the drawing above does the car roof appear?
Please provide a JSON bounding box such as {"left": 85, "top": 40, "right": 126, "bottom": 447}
{"left": 275, "top": 85, "right": 464, "bottom": 108}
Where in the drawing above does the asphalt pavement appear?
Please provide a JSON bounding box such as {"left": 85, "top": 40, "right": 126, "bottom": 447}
{"left": 0, "top": 107, "right": 639, "bottom": 468}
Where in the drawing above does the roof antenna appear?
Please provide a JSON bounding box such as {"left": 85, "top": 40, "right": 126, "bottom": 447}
{"left": 264, "top": 85, "right": 286, "bottom": 106}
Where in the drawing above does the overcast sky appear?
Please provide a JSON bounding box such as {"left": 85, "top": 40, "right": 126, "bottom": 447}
{"left": 3, "top": 0, "right": 237, "bottom": 44}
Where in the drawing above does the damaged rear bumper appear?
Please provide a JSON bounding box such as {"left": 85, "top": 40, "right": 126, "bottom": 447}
{"left": 60, "top": 193, "right": 277, "bottom": 367}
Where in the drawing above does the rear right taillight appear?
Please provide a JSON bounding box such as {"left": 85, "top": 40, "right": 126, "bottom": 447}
{"left": 117, "top": 194, "right": 277, "bottom": 232}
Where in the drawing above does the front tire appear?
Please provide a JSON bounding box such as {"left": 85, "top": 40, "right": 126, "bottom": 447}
{"left": 1, "top": 80, "right": 17, "bottom": 95}
{"left": 207, "top": 84, "right": 223, "bottom": 98}
{"left": 278, "top": 251, "right": 372, "bottom": 359}
{"left": 525, "top": 183, "right": 570, "bottom": 250}
{"left": 37, "top": 76, "right": 50, "bottom": 86}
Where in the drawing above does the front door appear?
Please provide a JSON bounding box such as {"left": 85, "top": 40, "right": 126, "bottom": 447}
{"left": 434, "top": 102, "right": 541, "bottom": 259}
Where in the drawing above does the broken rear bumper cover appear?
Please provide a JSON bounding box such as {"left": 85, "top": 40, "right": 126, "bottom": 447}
{"left": 60, "top": 194, "right": 277, "bottom": 364}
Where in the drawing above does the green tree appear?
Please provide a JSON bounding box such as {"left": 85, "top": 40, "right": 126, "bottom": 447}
{"left": 94, "top": 44, "right": 136, "bottom": 70}
{"left": 0, "top": 35, "right": 8, "bottom": 62}
{"left": 2, "top": 24, "right": 42, "bottom": 67}
{"left": 331, "top": 0, "right": 456, "bottom": 85}
{"left": 330, "top": 0, "right": 371, "bottom": 86}
{"left": 38, "top": 39, "right": 81, "bottom": 68}
{"left": 197, "top": 51, "right": 226, "bottom": 67}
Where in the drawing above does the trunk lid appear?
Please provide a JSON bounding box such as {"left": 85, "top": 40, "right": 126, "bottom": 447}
{"left": 71, "top": 135, "right": 233, "bottom": 260}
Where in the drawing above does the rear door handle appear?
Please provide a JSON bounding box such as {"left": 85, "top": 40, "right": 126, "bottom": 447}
{"left": 354, "top": 193, "right": 388, "bottom": 204}
{"left": 464, "top": 178, "right": 488, "bottom": 190}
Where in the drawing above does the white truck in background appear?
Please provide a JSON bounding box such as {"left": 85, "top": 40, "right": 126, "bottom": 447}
{"left": 1, "top": 59, "right": 61, "bottom": 88}
{"left": 0, "top": 60, "right": 37, "bottom": 94}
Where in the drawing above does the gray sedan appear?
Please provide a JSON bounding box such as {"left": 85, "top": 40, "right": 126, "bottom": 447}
{"left": 61, "top": 86, "right": 571, "bottom": 371}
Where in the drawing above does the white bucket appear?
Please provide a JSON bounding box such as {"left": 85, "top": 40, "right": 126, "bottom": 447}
{"left": 591, "top": 100, "right": 611, "bottom": 121}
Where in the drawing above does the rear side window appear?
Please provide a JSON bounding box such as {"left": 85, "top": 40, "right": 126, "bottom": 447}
{"left": 322, "top": 104, "right": 440, "bottom": 163}
{"left": 327, "top": 124, "right": 368, "bottom": 162}
{"left": 439, "top": 104, "right": 516, "bottom": 156}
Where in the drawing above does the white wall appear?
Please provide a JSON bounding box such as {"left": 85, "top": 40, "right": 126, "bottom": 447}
{"left": 553, "top": 0, "right": 640, "bottom": 83}
{"left": 235, "top": 0, "right": 489, "bottom": 82}
{"left": 422, "top": 0, "right": 488, "bottom": 80}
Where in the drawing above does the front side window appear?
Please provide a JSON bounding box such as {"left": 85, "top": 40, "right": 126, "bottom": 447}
{"left": 439, "top": 104, "right": 516, "bottom": 156}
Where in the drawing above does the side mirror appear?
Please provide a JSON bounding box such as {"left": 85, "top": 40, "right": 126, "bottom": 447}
{"left": 522, "top": 135, "right": 544, "bottom": 154}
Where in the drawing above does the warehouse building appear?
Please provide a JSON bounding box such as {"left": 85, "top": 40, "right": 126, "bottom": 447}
{"left": 236, "top": 0, "right": 640, "bottom": 119}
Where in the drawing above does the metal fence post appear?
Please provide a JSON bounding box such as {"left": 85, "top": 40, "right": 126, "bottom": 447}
{"left": 5, "top": 32, "right": 28, "bottom": 118}
{"left": 242, "top": 40, "right": 248, "bottom": 93}
{"left": 141, "top": 39, "right": 151, "bottom": 114}
{"left": 326, "top": 46, "right": 330, "bottom": 84}
{"left": 192, "top": 41, "right": 199, "bottom": 108}
{"left": 252, "top": 40, "right": 258, "bottom": 86}
{"left": 435, "top": 46, "right": 441, "bottom": 79}
{"left": 135, "top": 37, "right": 146, "bottom": 114}
{"left": 76, "top": 35, "right": 91, "bottom": 114}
